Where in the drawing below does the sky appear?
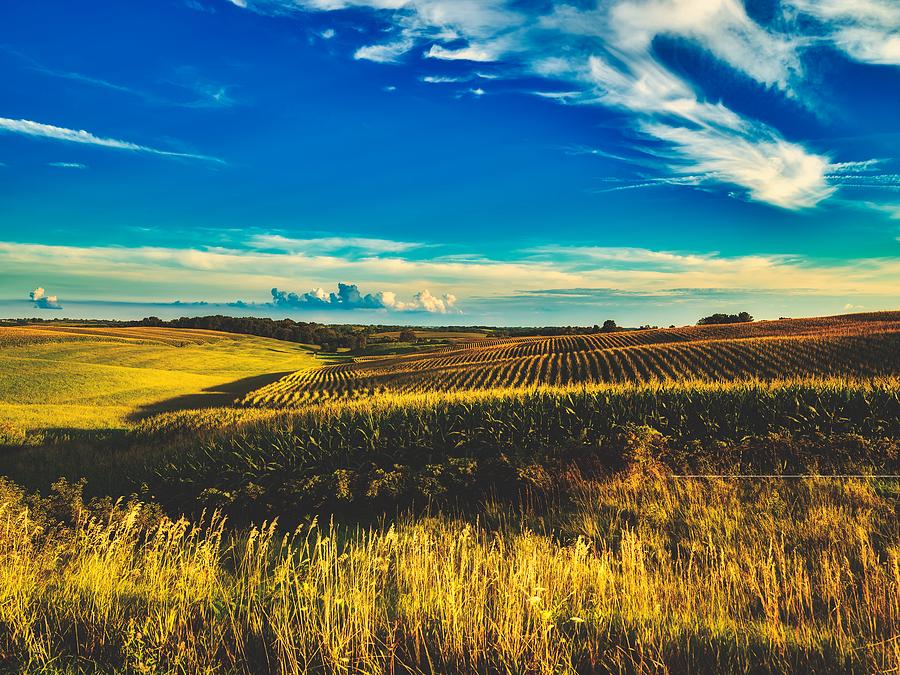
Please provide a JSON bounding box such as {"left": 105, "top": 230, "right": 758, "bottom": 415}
{"left": 1, "top": 0, "right": 899, "bottom": 327}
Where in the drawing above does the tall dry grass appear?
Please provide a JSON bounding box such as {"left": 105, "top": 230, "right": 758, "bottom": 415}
{"left": 0, "top": 470, "right": 897, "bottom": 673}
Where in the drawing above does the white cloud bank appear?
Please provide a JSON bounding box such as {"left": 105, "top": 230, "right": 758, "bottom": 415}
{"left": 271, "top": 283, "right": 457, "bottom": 312}
{"left": 2, "top": 236, "right": 899, "bottom": 310}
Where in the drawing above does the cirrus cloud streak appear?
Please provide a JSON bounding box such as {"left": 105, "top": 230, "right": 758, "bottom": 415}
{"left": 0, "top": 117, "right": 223, "bottom": 163}
{"left": 218, "top": 0, "right": 896, "bottom": 210}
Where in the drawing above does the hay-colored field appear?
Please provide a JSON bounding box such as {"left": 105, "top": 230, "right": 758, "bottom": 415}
{"left": 0, "top": 325, "right": 317, "bottom": 432}
{"left": 243, "top": 312, "right": 900, "bottom": 407}
{"left": 1, "top": 471, "right": 897, "bottom": 673}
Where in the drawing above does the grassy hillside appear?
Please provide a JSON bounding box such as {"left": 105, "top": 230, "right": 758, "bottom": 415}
{"left": 0, "top": 325, "right": 317, "bottom": 433}
{"left": 0, "top": 472, "right": 896, "bottom": 673}
{"left": 0, "top": 314, "right": 897, "bottom": 673}
{"left": 243, "top": 312, "right": 900, "bottom": 407}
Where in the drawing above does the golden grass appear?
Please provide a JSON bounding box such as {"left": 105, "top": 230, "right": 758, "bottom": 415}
{"left": 0, "top": 471, "right": 896, "bottom": 673}
{"left": 0, "top": 326, "right": 318, "bottom": 432}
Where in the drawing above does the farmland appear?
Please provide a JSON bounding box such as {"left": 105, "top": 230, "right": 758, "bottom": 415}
{"left": 243, "top": 312, "right": 900, "bottom": 406}
{"left": 0, "top": 313, "right": 898, "bottom": 673}
{"left": 0, "top": 324, "right": 317, "bottom": 434}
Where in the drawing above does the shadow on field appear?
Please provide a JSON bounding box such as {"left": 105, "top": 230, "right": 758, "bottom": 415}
{"left": 127, "top": 371, "right": 292, "bottom": 421}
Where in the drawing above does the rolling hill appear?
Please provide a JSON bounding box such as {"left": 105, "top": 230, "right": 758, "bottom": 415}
{"left": 242, "top": 312, "right": 900, "bottom": 407}
{"left": 0, "top": 325, "right": 318, "bottom": 432}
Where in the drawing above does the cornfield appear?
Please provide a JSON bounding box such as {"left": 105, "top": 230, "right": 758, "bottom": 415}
{"left": 130, "top": 378, "right": 900, "bottom": 525}
{"left": 242, "top": 314, "right": 900, "bottom": 407}
{"left": 158, "top": 377, "right": 900, "bottom": 446}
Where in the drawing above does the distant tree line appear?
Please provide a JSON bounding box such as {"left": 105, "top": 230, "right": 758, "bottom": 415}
{"left": 2, "top": 316, "right": 653, "bottom": 345}
{"left": 697, "top": 312, "right": 753, "bottom": 325}
{"left": 500, "top": 321, "right": 617, "bottom": 337}
{"left": 498, "top": 319, "right": 673, "bottom": 336}
{"left": 4, "top": 312, "right": 757, "bottom": 350}
{"left": 139, "top": 315, "right": 369, "bottom": 352}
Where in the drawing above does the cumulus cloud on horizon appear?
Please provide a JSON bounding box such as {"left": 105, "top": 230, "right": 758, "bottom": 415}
{"left": 271, "top": 283, "right": 458, "bottom": 313}
{"left": 29, "top": 287, "right": 63, "bottom": 309}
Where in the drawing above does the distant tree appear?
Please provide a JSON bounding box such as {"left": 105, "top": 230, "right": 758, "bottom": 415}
{"left": 600, "top": 319, "right": 618, "bottom": 332}
{"left": 353, "top": 334, "right": 368, "bottom": 353}
{"left": 136, "top": 315, "right": 365, "bottom": 349}
{"left": 399, "top": 329, "right": 417, "bottom": 342}
{"left": 697, "top": 312, "right": 754, "bottom": 325}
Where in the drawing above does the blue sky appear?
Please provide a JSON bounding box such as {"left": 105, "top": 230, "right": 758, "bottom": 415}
{"left": 1, "top": 0, "right": 899, "bottom": 326}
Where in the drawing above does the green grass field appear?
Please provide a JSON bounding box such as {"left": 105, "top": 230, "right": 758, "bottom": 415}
{"left": 0, "top": 325, "right": 317, "bottom": 433}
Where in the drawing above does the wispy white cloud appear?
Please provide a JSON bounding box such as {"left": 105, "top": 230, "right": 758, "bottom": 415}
{"left": 863, "top": 202, "right": 900, "bottom": 219}
{"left": 530, "top": 90, "right": 582, "bottom": 102}
{"left": 823, "top": 158, "right": 900, "bottom": 191}
{"left": 2, "top": 47, "right": 237, "bottom": 109}
{"left": 425, "top": 44, "right": 497, "bottom": 62}
{"left": 167, "top": 67, "right": 238, "bottom": 109}
{"left": 48, "top": 162, "right": 87, "bottom": 169}
{"left": 354, "top": 38, "right": 414, "bottom": 63}
{"left": 184, "top": 0, "right": 217, "bottom": 12}
{"left": 219, "top": 0, "right": 887, "bottom": 210}
{"left": 785, "top": 0, "right": 900, "bottom": 65}
{"left": 591, "top": 175, "right": 705, "bottom": 193}
{"left": 421, "top": 74, "right": 467, "bottom": 84}
{"left": 540, "top": 3, "right": 832, "bottom": 210}
{"left": 247, "top": 233, "right": 423, "bottom": 254}
{"left": 641, "top": 122, "right": 834, "bottom": 209}
{"left": 828, "top": 159, "right": 887, "bottom": 175}
{"left": 0, "top": 117, "right": 223, "bottom": 163}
